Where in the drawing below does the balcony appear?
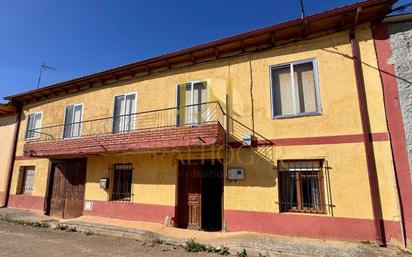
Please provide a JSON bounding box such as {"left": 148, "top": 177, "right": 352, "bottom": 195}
{"left": 23, "top": 102, "right": 225, "bottom": 158}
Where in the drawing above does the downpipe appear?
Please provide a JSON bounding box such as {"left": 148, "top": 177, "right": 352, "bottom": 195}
{"left": 350, "top": 31, "right": 386, "bottom": 246}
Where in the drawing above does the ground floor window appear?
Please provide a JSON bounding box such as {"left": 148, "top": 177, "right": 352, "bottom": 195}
{"left": 111, "top": 164, "right": 133, "bottom": 201}
{"left": 278, "top": 159, "right": 325, "bottom": 213}
{"left": 19, "top": 166, "right": 35, "bottom": 195}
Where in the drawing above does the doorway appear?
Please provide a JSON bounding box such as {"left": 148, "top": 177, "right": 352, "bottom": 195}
{"left": 46, "top": 158, "right": 87, "bottom": 219}
{"left": 176, "top": 160, "right": 223, "bottom": 231}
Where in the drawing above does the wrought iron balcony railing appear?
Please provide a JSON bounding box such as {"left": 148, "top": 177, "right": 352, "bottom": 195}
{"left": 26, "top": 101, "right": 225, "bottom": 142}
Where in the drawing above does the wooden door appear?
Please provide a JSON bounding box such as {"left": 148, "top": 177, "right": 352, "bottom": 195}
{"left": 49, "top": 159, "right": 86, "bottom": 219}
{"left": 63, "top": 159, "right": 86, "bottom": 218}
{"left": 177, "top": 161, "right": 202, "bottom": 230}
{"left": 50, "top": 162, "right": 66, "bottom": 218}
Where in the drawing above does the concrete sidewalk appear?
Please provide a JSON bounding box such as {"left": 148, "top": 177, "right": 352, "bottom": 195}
{"left": 0, "top": 208, "right": 410, "bottom": 257}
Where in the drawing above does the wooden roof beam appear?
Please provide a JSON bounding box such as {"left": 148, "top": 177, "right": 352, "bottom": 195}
{"left": 240, "top": 39, "right": 246, "bottom": 53}
{"left": 213, "top": 47, "right": 219, "bottom": 59}
{"left": 271, "top": 32, "right": 277, "bottom": 46}
{"left": 164, "top": 59, "right": 171, "bottom": 69}
{"left": 190, "top": 53, "right": 197, "bottom": 64}
{"left": 300, "top": 20, "right": 309, "bottom": 38}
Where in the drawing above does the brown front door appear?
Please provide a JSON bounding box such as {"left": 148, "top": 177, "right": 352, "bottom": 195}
{"left": 177, "top": 160, "right": 223, "bottom": 231}
{"left": 177, "top": 161, "right": 202, "bottom": 230}
{"left": 48, "top": 158, "right": 86, "bottom": 219}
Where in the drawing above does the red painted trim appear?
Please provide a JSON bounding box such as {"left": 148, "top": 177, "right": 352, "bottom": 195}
{"left": 7, "top": 194, "right": 44, "bottom": 211}
{"left": 18, "top": 132, "right": 390, "bottom": 160}
{"left": 225, "top": 209, "right": 402, "bottom": 243}
{"left": 83, "top": 200, "right": 175, "bottom": 224}
{"left": 374, "top": 23, "right": 412, "bottom": 243}
{"left": 267, "top": 132, "right": 388, "bottom": 146}
{"left": 226, "top": 132, "right": 389, "bottom": 148}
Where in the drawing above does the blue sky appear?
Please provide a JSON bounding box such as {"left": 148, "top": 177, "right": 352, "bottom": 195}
{"left": 0, "top": 0, "right": 409, "bottom": 102}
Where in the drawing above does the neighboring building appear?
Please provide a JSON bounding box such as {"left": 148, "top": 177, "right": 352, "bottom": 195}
{"left": 2, "top": 0, "right": 412, "bottom": 247}
{"left": 373, "top": 12, "right": 412, "bottom": 248}
{"left": 384, "top": 13, "right": 412, "bottom": 183}
{"left": 0, "top": 103, "right": 18, "bottom": 207}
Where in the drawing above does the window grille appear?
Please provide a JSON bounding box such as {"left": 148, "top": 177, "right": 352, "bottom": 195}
{"left": 111, "top": 164, "right": 133, "bottom": 201}
{"left": 21, "top": 166, "right": 35, "bottom": 194}
{"left": 278, "top": 160, "right": 325, "bottom": 213}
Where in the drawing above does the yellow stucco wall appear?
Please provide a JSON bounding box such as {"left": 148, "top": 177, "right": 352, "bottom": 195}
{"left": 0, "top": 114, "right": 17, "bottom": 195}
{"left": 10, "top": 159, "right": 49, "bottom": 197}
{"left": 225, "top": 141, "right": 399, "bottom": 221}
{"left": 9, "top": 24, "right": 400, "bottom": 223}
{"left": 85, "top": 154, "right": 177, "bottom": 206}
{"left": 15, "top": 24, "right": 386, "bottom": 156}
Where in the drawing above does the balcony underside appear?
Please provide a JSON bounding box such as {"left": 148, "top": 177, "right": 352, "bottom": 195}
{"left": 23, "top": 123, "right": 225, "bottom": 158}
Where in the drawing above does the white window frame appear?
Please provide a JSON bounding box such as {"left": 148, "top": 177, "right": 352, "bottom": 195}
{"left": 62, "top": 103, "right": 84, "bottom": 139}
{"left": 269, "top": 58, "right": 321, "bottom": 119}
{"left": 112, "top": 92, "right": 137, "bottom": 133}
{"left": 25, "top": 112, "right": 43, "bottom": 140}
{"left": 175, "top": 80, "right": 209, "bottom": 125}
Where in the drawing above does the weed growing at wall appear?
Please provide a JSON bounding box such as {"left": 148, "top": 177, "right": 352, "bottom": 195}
{"left": 184, "top": 238, "right": 230, "bottom": 255}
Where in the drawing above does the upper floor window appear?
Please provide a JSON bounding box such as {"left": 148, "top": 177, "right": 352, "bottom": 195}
{"left": 177, "top": 81, "right": 208, "bottom": 125}
{"left": 113, "top": 93, "right": 136, "bottom": 133}
{"left": 278, "top": 159, "right": 325, "bottom": 213}
{"left": 25, "top": 112, "right": 42, "bottom": 139}
{"left": 270, "top": 59, "right": 321, "bottom": 118}
{"left": 63, "top": 104, "right": 83, "bottom": 138}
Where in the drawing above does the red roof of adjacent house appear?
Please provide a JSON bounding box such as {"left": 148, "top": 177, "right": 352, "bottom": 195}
{"left": 5, "top": 0, "right": 397, "bottom": 103}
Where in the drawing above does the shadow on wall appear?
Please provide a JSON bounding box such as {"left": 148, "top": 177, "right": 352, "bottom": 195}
{"left": 0, "top": 114, "right": 17, "bottom": 127}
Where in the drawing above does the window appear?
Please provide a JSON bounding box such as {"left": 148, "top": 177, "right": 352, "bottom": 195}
{"left": 111, "top": 164, "right": 133, "bottom": 201}
{"left": 63, "top": 104, "right": 83, "bottom": 138}
{"left": 19, "top": 166, "right": 35, "bottom": 194}
{"left": 270, "top": 59, "right": 320, "bottom": 117}
{"left": 278, "top": 160, "right": 325, "bottom": 213}
{"left": 113, "top": 93, "right": 136, "bottom": 133}
{"left": 25, "top": 112, "right": 42, "bottom": 139}
{"left": 177, "top": 81, "right": 208, "bottom": 125}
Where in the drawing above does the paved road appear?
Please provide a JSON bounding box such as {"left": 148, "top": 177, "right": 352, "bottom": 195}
{"left": 0, "top": 220, "right": 217, "bottom": 257}
{"left": 0, "top": 219, "right": 410, "bottom": 257}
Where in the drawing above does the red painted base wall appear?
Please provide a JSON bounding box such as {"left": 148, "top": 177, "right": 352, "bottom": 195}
{"left": 83, "top": 200, "right": 175, "bottom": 224}
{"left": 8, "top": 194, "right": 44, "bottom": 211}
{"left": 6, "top": 195, "right": 403, "bottom": 244}
{"left": 225, "top": 209, "right": 402, "bottom": 243}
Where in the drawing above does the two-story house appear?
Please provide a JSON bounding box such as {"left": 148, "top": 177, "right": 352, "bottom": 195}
{"left": 2, "top": 0, "right": 412, "bottom": 247}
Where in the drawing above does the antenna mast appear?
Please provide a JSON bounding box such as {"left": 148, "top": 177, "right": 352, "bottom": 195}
{"left": 37, "top": 62, "right": 56, "bottom": 88}
{"left": 299, "top": 0, "right": 306, "bottom": 19}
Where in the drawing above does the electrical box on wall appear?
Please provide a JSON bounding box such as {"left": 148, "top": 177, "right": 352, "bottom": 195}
{"left": 242, "top": 133, "right": 257, "bottom": 147}
{"left": 228, "top": 168, "right": 245, "bottom": 180}
{"left": 100, "top": 178, "right": 109, "bottom": 189}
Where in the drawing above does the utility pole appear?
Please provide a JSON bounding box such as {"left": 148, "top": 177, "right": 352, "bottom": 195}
{"left": 37, "top": 63, "right": 56, "bottom": 88}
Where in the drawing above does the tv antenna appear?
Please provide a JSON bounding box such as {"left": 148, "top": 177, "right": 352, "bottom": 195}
{"left": 37, "top": 62, "right": 56, "bottom": 88}
{"left": 299, "top": 0, "right": 306, "bottom": 19}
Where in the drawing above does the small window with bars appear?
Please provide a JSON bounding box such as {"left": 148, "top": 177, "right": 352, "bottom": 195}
{"left": 111, "top": 164, "right": 133, "bottom": 201}
{"left": 270, "top": 59, "right": 321, "bottom": 118}
{"left": 20, "top": 166, "right": 35, "bottom": 195}
{"left": 278, "top": 160, "right": 325, "bottom": 213}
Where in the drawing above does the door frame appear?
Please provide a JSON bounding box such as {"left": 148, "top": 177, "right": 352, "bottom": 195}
{"left": 175, "top": 159, "right": 224, "bottom": 231}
